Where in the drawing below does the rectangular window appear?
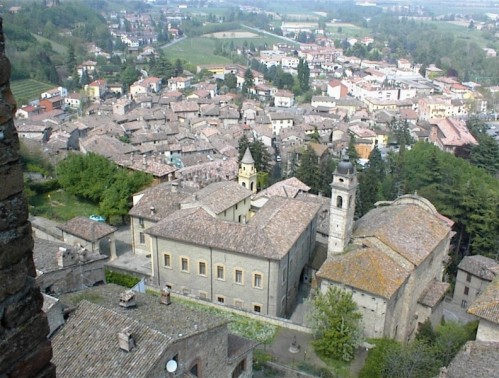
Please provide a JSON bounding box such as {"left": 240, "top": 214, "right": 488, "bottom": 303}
{"left": 466, "top": 273, "right": 472, "bottom": 282}
{"left": 217, "top": 266, "right": 224, "bottom": 280}
{"left": 199, "top": 261, "right": 206, "bottom": 276}
{"left": 235, "top": 269, "right": 243, "bottom": 284}
{"left": 181, "top": 258, "right": 189, "bottom": 272}
{"left": 163, "top": 254, "right": 171, "bottom": 268}
{"left": 253, "top": 304, "right": 261, "bottom": 313}
{"left": 217, "top": 296, "right": 225, "bottom": 304}
{"left": 464, "top": 286, "right": 469, "bottom": 295}
{"left": 254, "top": 273, "right": 262, "bottom": 288}
{"left": 282, "top": 268, "right": 287, "bottom": 284}
{"left": 234, "top": 299, "right": 243, "bottom": 308}
{"left": 139, "top": 217, "right": 144, "bottom": 227}
{"left": 139, "top": 232, "right": 145, "bottom": 244}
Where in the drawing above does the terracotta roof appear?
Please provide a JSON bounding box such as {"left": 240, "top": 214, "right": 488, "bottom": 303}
{"left": 147, "top": 196, "right": 320, "bottom": 260}
{"left": 353, "top": 202, "right": 451, "bottom": 266}
{"left": 458, "top": 255, "right": 499, "bottom": 282}
{"left": 57, "top": 217, "right": 117, "bottom": 242}
{"left": 468, "top": 276, "right": 499, "bottom": 324}
{"left": 316, "top": 243, "right": 410, "bottom": 299}
{"left": 418, "top": 279, "right": 450, "bottom": 307}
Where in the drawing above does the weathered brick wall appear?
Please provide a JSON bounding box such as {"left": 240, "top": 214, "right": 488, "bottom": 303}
{"left": 0, "top": 17, "right": 55, "bottom": 377}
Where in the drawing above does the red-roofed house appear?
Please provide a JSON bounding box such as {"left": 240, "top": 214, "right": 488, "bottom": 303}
{"left": 429, "top": 117, "right": 478, "bottom": 153}
{"left": 327, "top": 79, "right": 349, "bottom": 99}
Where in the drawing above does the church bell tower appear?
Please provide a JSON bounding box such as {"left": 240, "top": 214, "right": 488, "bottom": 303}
{"left": 328, "top": 157, "right": 358, "bottom": 256}
{"left": 238, "top": 147, "right": 257, "bottom": 193}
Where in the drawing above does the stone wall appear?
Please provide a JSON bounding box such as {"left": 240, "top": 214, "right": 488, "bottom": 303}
{"left": 0, "top": 17, "right": 55, "bottom": 376}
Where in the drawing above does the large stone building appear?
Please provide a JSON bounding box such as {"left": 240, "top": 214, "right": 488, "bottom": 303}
{"left": 129, "top": 150, "right": 320, "bottom": 318}
{"left": 317, "top": 159, "right": 454, "bottom": 342}
{"left": 52, "top": 284, "right": 254, "bottom": 378}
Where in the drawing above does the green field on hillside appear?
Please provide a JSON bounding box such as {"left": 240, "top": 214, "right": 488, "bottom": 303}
{"left": 164, "top": 32, "right": 297, "bottom": 67}
{"left": 32, "top": 34, "right": 68, "bottom": 55}
{"left": 11, "top": 79, "right": 54, "bottom": 105}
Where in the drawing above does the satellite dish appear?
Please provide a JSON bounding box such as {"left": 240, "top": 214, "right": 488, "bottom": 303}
{"left": 166, "top": 360, "right": 178, "bottom": 373}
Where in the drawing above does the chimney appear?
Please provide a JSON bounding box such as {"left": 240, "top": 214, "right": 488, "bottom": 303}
{"left": 171, "top": 182, "right": 178, "bottom": 193}
{"left": 57, "top": 247, "right": 77, "bottom": 268}
{"left": 119, "top": 290, "right": 136, "bottom": 308}
{"left": 118, "top": 327, "right": 136, "bottom": 352}
{"left": 150, "top": 206, "right": 156, "bottom": 215}
{"left": 160, "top": 287, "right": 171, "bottom": 305}
{"left": 142, "top": 154, "right": 147, "bottom": 169}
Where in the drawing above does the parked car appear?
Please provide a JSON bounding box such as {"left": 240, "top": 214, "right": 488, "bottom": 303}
{"left": 89, "top": 214, "right": 106, "bottom": 222}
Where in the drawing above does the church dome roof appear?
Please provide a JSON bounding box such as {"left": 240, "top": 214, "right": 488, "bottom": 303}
{"left": 336, "top": 157, "right": 355, "bottom": 175}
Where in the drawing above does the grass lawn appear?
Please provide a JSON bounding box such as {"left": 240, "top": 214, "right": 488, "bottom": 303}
{"left": 164, "top": 37, "right": 232, "bottom": 66}
{"left": 29, "top": 189, "right": 100, "bottom": 222}
{"left": 11, "top": 79, "right": 54, "bottom": 105}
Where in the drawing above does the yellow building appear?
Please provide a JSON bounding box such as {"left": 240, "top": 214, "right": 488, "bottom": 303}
{"left": 238, "top": 148, "right": 257, "bottom": 193}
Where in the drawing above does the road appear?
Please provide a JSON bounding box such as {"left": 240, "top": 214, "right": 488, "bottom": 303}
{"left": 159, "top": 35, "right": 186, "bottom": 50}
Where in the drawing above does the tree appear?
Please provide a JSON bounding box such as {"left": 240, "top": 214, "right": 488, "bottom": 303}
{"left": 242, "top": 68, "right": 254, "bottom": 94}
{"left": 66, "top": 44, "right": 77, "bottom": 78}
{"left": 57, "top": 153, "right": 115, "bottom": 202}
{"left": 297, "top": 58, "right": 310, "bottom": 92}
{"left": 296, "top": 146, "right": 321, "bottom": 194}
{"left": 120, "top": 64, "right": 140, "bottom": 89}
{"left": 237, "top": 135, "right": 271, "bottom": 173}
{"left": 149, "top": 54, "right": 175, "bottom": 82}
{"left": 223, "top": 73, "right": 237, "bottom": 91}
{"left": 347, "top": 134, "right": 360, "bottom": 166}
{"left": 307, "top": 286, "right": 362, "bottom": 362}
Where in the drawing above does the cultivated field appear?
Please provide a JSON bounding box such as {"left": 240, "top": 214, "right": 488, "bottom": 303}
{"left": 11, "top": 79, "right": 54, "bottom": 105}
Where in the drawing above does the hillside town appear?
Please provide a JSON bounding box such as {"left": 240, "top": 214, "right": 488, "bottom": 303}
{"left": 1, "top": 0, "right": 499, "bottom": 377}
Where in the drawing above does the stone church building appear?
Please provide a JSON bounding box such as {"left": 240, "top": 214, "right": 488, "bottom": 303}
{"left": 316, "top": 158, "right": 454, "bottom": 342}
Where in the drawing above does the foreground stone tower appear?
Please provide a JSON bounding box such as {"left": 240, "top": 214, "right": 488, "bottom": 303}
{"left": 0, "top": 17, "right": 56, "bottom": 377}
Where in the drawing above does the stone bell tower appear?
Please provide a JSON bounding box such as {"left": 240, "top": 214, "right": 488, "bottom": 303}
{"left": 328, "top": 156, "right": 358, "bottom": 256}
{"left": 0, "top": 17, "right": 56, "bottom": 377}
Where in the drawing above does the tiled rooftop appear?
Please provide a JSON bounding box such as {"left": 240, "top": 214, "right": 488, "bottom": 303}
{"left": 468, "top": 276, "right": 499, "bottom": 324}
{"left": 52, "top": 300, "right": 173, "bottom": 377}
{"left": 353, "top": 203, "right": 451, "bottom": 266}
{"left": 128, "top": 182, "right": 195, "bottom": 221}
{"left": 443, "top": 341, "right": 499, "bottom": 378}
{"left": 418, "top": 279, "right": 450, "bottom": 307}
{"left": 316, "top": 243, "right": 410, "bottom": 299}
{"left": 181, "top": 181, "right": 253, "bottom": 215}
{"left": 147, "top": 196, "right": 320, "bottom": 260}
{"left": 458, "top": 255, "right": 499, "bottom": 281}
{"left": 57, "top": 216, "right": 117, "bottom": 242}
{"left": 33, "top": 238, "right": 106, "bottom": 273}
